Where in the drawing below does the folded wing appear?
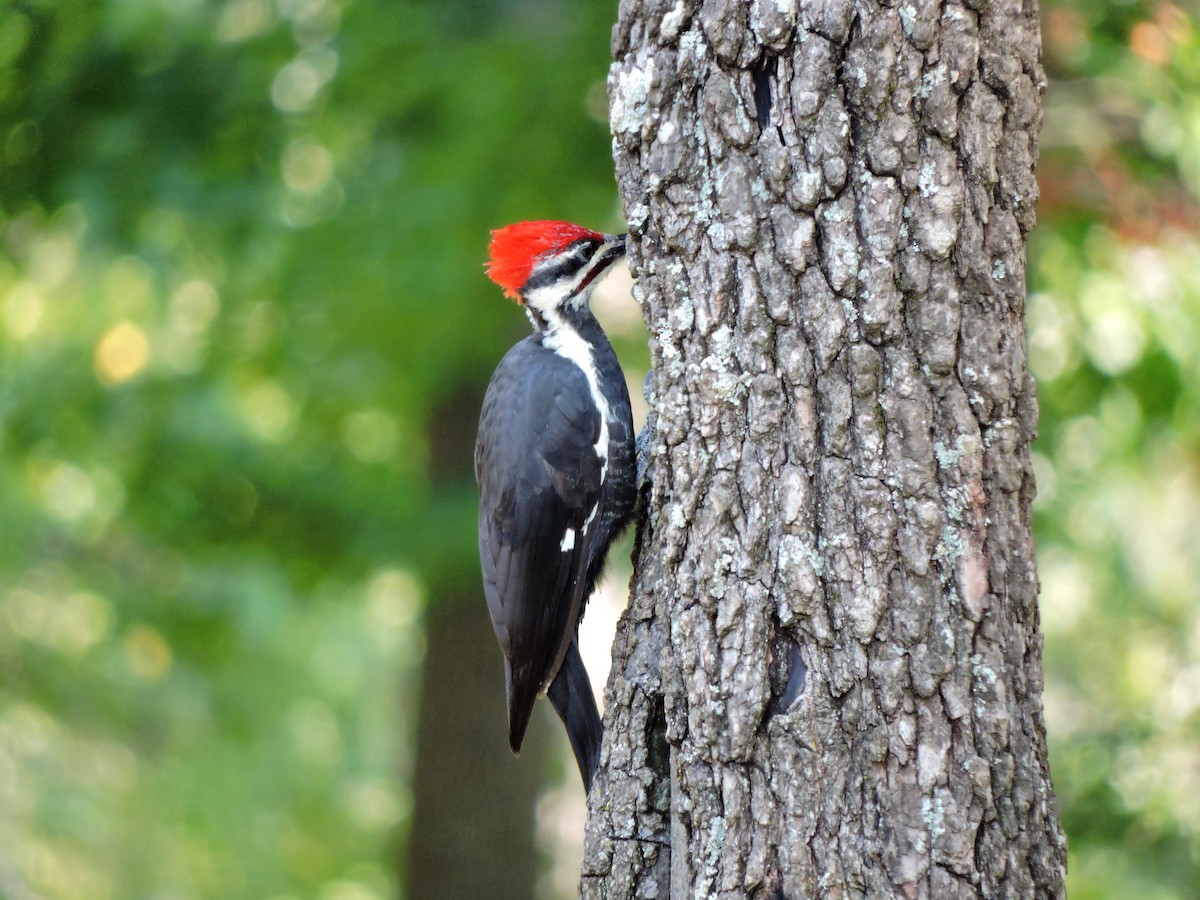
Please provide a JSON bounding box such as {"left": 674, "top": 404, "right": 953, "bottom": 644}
{"left": 476, "top": 340, "right": 605, "bottom": 753}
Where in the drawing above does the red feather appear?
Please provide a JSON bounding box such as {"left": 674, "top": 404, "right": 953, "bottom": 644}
{"left": 486, "top": 221, "right": 603, "bottom": 302}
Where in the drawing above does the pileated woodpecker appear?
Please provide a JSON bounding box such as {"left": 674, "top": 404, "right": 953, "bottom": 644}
{"left": 475, "top": 221, "right": 635, "bottom": 791}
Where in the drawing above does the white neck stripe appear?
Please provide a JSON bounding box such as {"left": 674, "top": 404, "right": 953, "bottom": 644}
{"left": 542, "top": 312, "right": 611, "bottom": 480}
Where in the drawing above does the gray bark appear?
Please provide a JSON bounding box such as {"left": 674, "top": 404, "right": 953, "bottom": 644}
{"left": 585, "top": 0, "right": 1067, "bottom": 897}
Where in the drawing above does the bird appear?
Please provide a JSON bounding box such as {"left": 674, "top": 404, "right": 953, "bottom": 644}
{"left": 475, "top": 220, "right": 637, "bottom": 792}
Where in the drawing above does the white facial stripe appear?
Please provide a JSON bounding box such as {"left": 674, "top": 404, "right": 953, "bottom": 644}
{"left": 522, "top": 242, "right": 616, "bottom": 316}
{"left": 523, "top": 276, "right": 586, "bottom": 315}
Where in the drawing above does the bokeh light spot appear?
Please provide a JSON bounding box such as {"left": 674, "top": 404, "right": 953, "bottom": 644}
{"left": 215, "top": 0, "right": 275, "bottom": 42}
{"left": 283, "top": 138, "right": 334, "bottom": 194}
{"left": 1131, "top": 21, "right": 1171, "bottom": 66}
{"left": 95, "top": 321, "right": 149, "bottom": 385}
{"left": 6, "top": 589, "right": 47, "bottom": 641}
{"left": 1027, "top": 292, "right": 1076, "bottom": 381}
{"left": 271, "top": 48, "right": 338, "bottom": 113}
{"left": 318, "top": 880, "right": 382, "bottom": 900}
{"left": 1039, "top": 551, "right": 1093, "bottom": 635}
{"left": 29, "top": 233, "right": 78, "bottom": 289}
{"left": 1085, "top": 307, "right": 1145, "bottom": 375}
{"left": 342, "top": 409, "right": 399, "bottom": 463}
{"left": 124, "top": 624, "right": 173, "bottom": 682}
{"left": 364, "top": 569, "right": 423, "bottom": 652}
{"left": 272, "top": 60, "right": 321, "bottom": 112}
{"left": 42, "top": 462, "right": 97, "bottom": 522}
{"left": 339, "top": 780, "right": 403, "bottom": 833}
{"left": 170, "top": 279, "right": 220, "bottom": 334}
{"left": 237, "top": 380, "right": 299, "bottom": 442}
{"left": 4, "top": 281, "right": 44, "bottom": 339}
{"left": 56, "top": 592, "right": 112, "bottom": 656}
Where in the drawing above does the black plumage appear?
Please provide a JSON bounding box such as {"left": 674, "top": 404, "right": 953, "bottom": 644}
{"left": 475, "top": 310, "right": 635, "bottom": 791}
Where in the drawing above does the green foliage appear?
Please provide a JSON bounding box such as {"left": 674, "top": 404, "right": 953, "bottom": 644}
{"left": 1035, "top": 2, "right": 1200, "bottom": 896}
{"left": 0, "top": 0, "right": 619, "bottom": 896}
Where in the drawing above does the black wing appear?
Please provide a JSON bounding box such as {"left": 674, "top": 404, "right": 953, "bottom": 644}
{"left": 475, "top": 339, "right": 605, "bottom": 753}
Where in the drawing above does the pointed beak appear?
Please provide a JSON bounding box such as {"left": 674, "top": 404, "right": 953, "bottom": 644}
{"left": 601, "top": 233, "right": 628, "bottom": 265}
{"left": 565, "top": 233, "right": 629, "bottom": 302}
{"left": 596, "top": 233, "right": 628, "bottom": 278}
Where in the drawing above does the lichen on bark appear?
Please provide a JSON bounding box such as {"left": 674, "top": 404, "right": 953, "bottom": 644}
{"left": 586, "top": 0, "right": 1067, "bottom": 897}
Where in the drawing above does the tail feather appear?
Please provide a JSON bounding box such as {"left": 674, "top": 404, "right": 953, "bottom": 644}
{"left": 506, "top": 659, "right": 539, "bottom": 755}
{"left": 547, "top": 638, "right": 603, "bottom": 792}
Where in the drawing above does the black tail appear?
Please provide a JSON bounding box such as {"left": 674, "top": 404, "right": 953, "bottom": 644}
{"left": 547, "top": 638, "right": 603, "bottom": 792}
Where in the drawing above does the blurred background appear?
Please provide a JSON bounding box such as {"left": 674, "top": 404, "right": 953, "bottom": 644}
{"left": 0, "top": 1, "right": 1195, "bottom": 898}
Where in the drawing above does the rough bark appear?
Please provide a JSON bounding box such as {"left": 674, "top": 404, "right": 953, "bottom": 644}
{"left": 584, "top": 0, "right": 1067, "bottom": 897}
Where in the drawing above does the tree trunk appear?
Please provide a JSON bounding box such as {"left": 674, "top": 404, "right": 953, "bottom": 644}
{"left": 585, "top": 0, "right": 1067, "bottom": 897}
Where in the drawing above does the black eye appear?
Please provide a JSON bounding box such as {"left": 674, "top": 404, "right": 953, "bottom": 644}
{"left": 522, "top": 238, "right": 607, "bottom": 294}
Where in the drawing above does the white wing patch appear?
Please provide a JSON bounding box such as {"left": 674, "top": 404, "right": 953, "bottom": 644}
{"left": 583, "top": 502, "right": 599, "bottom": 530}
{"left": 560, "top": 528, "right": 576, "bottom": 552}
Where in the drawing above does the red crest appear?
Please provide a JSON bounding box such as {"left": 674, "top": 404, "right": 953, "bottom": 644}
{"left": 485, "top": 220, "right": 602, "bottom": 302}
